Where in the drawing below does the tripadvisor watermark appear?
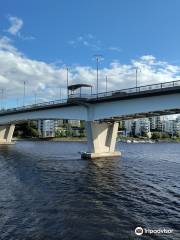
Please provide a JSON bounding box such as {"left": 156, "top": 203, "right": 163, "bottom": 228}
{"left": 135, "top": 226, "right": 173, "bottom": 236}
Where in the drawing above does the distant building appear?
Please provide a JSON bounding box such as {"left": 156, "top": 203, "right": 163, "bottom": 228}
{"left": 162, "top": 117, "right": 180, "bottom": 136}
{"left": 68, "top": 120, "right": 81, "bottom": 128}
{"left": 38, "top": 120, "right": 55, "bottom": 138}
{"left": 123, "top": 120, "right": 134, "bottom": 136}
{"left": 175, "top": 117, "right": 180, "bottom": 136}
{"left": 134, "top": 118, "right": 151, "bottom": 136}
{"left": 118, "top": 115, "right": 180, "bottom": 138}
{"left": 149, "top": 116, "right": 164, "bottom": 132}
{"left": 38, "top": 119, "right": 83, "bottom": 138}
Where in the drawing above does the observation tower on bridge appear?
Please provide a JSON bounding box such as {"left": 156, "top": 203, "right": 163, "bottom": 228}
{"left": 67, "top": 83, "right": 93, "bottom": 101}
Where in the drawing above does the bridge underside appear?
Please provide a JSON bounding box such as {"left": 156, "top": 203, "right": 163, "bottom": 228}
{"left": 101, "top": 108, "right": 180, "bottom": 122}
{"left": 0, "top": 87, "right": 179, "bottom": 158}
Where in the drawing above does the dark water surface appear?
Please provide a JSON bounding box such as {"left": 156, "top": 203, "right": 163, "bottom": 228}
{"left": 0, "top": 141, "right": 179, "bottom": 240}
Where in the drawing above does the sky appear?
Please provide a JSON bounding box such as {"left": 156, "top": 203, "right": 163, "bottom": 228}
{"left": 0, "top": 0, "right": 180, "bottom": 110}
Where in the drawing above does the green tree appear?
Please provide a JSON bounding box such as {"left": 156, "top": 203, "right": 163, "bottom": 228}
{"left": 14, "top": 121, "right": 39, "bottom": 138}
{"left": 161, "top": 132, "right": 170, "bottom": 139}
{"left": 151, "top": 132, "right": 161, "bottom": 140}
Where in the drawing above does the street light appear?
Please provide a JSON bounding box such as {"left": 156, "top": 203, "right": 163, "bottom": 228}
{"left": 94, "top": 54, "right": 103, "bottom": 96}
{"left": 59, "top": 87, "right": 62, "bottom": 101}
{"left": 135, "top": 67, "right": 141, "bottom": 90}
{"left": 105, "top": 75, "right": 108, "bottom": 94}
{"left": 23, "top": 81, "right": 26, "bottom": 106}
{"left": 66, "top": 67, "right": 69, "bottom": 98}
{"left": 1, "top": 89, "right": 4, "bottom": 110}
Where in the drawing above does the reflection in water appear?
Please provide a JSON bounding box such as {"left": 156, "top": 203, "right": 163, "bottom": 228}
{"left": 0, "top": 141, "right": 179, "bottom": 240}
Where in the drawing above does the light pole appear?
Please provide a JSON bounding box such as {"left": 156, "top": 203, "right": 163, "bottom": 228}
{"left": 135, "top": 67, "right": 141, "bottom": 90}
{"left": 1, "top": 89, "right": 4, "bottom": 110}
{"left": 59, "top": 87, "right": 62, "bottom": 101}
{"left": 23, "top": 81, "right": 26, "bottom": 106}
{"left": 94, "top": 55, "right": 102, "bottom": 96}
{"left": 66, "top": 67, "right": 69, "bottom": 98}
{"left": 105, "top": 75, "right": 108, "bottom": 94}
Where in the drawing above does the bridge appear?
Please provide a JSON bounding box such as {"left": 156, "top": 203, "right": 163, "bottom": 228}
{"left": 0, "top": 80, "right": 180, "bottom": 159}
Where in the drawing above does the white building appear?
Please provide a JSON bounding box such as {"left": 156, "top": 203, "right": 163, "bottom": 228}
{"left": 163, "top": 120, "right": 180, "bottom": 135}
{"left": 123, "top": 120, "right": 134, "bottom": 136}
{"left": 38, "top": 120, "right": 55, "bottom": 138}
{"left": 175, "top": 117, "right": 180, "bottom": 136}
{"left": 149, "top": 116, "right": 164, "bottom": 132}
{"left": 134, "top": 118, "right": 151, "bottom": 136}
{"left": 68, "top": 120, "right": 81, "bottom": 128}
{"left": 162, "top": 118, "right": 180, "bottom": 136}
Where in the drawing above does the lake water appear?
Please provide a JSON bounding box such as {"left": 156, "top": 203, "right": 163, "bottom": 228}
{"left": 0, "top": 141, "right": 179, "bottom": 240}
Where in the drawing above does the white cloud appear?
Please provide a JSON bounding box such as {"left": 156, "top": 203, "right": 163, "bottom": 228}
{"left": 69, "top": 34, "right": 122, "bottom": 53}
{"left": 6, "top": 15, "right": 35, "bottom": 40}
{"left": 7, "top": 16, "right": 23, "bottom": 36}
{"left": 0, "top": 36, "right": 18, "bottom": 54}
{"left": 108, "top": 46, "right": 122, "bottom": 53}
{"left": 68, "top": 34, "right": 101, "bottom": 50}
{"left": 1, "top": 35, "right": 180, "bottom": 108}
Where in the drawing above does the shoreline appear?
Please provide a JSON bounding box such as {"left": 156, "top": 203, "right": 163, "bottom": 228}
{"left": 13, "top": 137, "right": 87, "bottom": 142}
{"left": 118, "top": 138, "right": 180, "bottom": 143}
{"left": 13, "top": 137, "right": 180, "bottom": 143}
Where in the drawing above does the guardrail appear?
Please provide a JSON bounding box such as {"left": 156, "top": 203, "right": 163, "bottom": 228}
{"left": 96, "top": 79, "right": 180, "bottom": 98}
{"left": 0, "top": 98, "right": 67, "bottom": 114}
{"left": 0, "top": 79, "right": 180, "bottom": 114}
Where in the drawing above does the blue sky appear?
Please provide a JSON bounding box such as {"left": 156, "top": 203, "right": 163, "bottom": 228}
{"left": 1, "top": 0, "right": 180, "bottom": 65}
{"left": 0, "top": 0, "right": 180, "bottom": 108}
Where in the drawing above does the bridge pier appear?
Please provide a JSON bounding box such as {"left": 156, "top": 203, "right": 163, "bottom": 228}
{"left": 81, "top": 121, "right": 121, "bottom": 159}
{"left": 0, "top": 124, "right": 15, "bottom": 144}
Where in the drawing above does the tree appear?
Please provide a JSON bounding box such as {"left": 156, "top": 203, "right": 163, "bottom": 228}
{"left": 161, "top": 132, "right": 170, "bottom": 139}
{"left": 14, "top": 121, "right": 39, "bottom": 138}
{"left": 151, "top": 132, "right": 161, "bottom": 140}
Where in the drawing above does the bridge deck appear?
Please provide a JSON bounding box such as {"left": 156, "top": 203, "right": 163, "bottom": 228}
{"left": 0, "top": 80, "right": 180, "bottom": 118}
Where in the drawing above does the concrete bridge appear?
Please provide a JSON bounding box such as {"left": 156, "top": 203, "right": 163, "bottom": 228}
{"left": 0, "top": 80, "right": 180, "bottom": 159}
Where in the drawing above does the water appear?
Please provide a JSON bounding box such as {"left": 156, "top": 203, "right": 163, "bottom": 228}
{"left": 0, "top": 141, "right": 179, "bottom": 240}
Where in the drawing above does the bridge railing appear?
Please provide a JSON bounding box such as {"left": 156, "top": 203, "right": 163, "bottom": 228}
{"left": 0, "top": 79, "right": 180, "bottom": 113}
{"left": 96, "top": 79, "right": 180, "bottom": 98}
{"left": 0, "top": 98, "right": 68, "bottom": 113}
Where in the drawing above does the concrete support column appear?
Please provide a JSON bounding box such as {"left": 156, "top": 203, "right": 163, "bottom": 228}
{"left": 0, "top": 124, "right": 15, "bottom": 144}
{"left": 81, "top": 121, "right": 121, "bottom": 159}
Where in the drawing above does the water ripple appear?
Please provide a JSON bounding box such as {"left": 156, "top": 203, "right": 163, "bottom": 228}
{"left": 0, "top": 141, "right": 179, "bottom": 240}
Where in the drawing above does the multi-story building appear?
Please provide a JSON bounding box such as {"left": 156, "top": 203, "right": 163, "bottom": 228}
{"left": 134, "top": 118, "right": 151, "bottom": 136}
{"left": 149, "top": 116, "right": 164, "bottom": 132}
{"left": 38, "top": 119, "right": 82, "bottom": 138}
{"left": 162, "top": 116, "right": 180, "bottom": 136}
{"left": 37, "top": 115, "right": 180, "bottom": 139}
{"left": 120, "top": 119, "right": 151, "bottom": 137}
{"left": 68, "top": 120, "right": 81, "bottom": 128}
{"left": 38, "top": 120, "right": 55, "bottom": 138}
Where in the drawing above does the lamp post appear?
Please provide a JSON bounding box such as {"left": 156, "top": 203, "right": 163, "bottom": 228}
{"left": 105, "top": 75, "right": 108, "bottom": 94}
{"left": 23, "top": 81, "right": 26, "bottom": 106}
{"left": 1, "top": 89, "right": 4, "bottom": 110}
{"left": 135, "top": 67, "right": 141, "bottom": 91}
{"left": 94, "top": 55, "right": 103, "bottom": 96}
{"left": 66, "top": 67, "right": 69, "bottom": 98}
{"left": 59, "top": 87, "right": 62, "bottom": 101}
